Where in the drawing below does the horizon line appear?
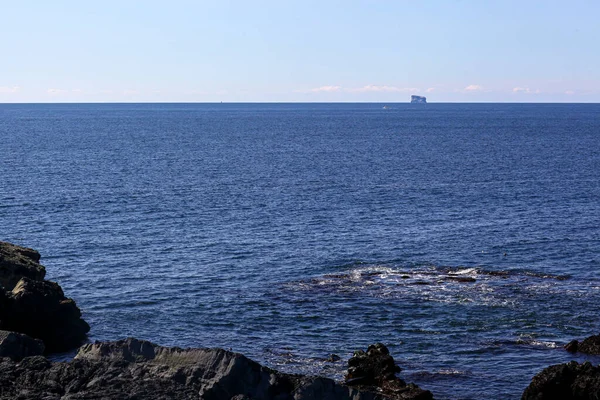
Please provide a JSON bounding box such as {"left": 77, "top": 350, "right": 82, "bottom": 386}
{"left": 1, "top": 101, "right": 599, "bottom": 105}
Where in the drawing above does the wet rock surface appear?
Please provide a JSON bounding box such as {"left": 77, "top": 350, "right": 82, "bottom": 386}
{"left": 522, "top": 361, "right": 600, "bottom": 400}
{"left": 0, "top": 241, "right": 89, "bottom": 352}
{"left": 345, "top": 343, "right": 433, "bottom": 400}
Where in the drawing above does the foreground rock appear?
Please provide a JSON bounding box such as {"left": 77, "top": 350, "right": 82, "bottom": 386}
{"left": 0, "top": 339, "right": 434, "bottom": 399}
{"left": 522, "top": 361, "right": 600, "bottom": 400}
{"left": 0, "top": 241, "right": 89, "bottom": 352}
{"left": 565, "top": 334, "right": 600, "bottom": 354}
{"left": 0, "top": 338, "right": 414, "bottom": 400}
{"left": 0, "top": 330, "right": 44, "bottom": 361}
{"left": 345, "top": 343, "right": 433, "bottom": 400}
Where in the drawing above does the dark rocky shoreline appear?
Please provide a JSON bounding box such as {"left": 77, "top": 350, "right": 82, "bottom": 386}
{"left": 0, "top": 337, "right": 436, "bottom": 400}
{"left": 2, "top": 241, "right": 600, "bottom": 399}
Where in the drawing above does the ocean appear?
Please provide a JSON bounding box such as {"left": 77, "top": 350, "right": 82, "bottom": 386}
{"left": 1, "top": 103, "right": 599, "bottom": 399}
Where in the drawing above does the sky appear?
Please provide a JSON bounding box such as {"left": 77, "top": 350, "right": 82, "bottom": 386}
{"left": 1, "top": 0, "right": 599, "bottom": 103}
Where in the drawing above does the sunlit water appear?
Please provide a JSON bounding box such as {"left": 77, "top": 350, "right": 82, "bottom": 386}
{"left": 1, "top": 103, "right": 599, "bottom": 399}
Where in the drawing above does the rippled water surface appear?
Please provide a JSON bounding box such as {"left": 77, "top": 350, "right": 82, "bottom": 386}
{"left": 1, "top": 103, "right": 600, "bottom": 399}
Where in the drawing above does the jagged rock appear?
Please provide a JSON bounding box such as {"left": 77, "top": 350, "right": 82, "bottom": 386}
{"left": 0, "top": 338, "right": 387, "bottom": 400}
{"left": 565, "top": 335, "right": 600, "bottom": 355}
{"left": 0, "top": 277, "right": 90, "bottom": 352}
{"left": 0, "top": 330, "right": 44, "bottom": 361}
{"left": 345, "top": 343, "right": 433, "bottom": 400}
{"left": 566, "top": 340, "right": 580, "bottom": 353}
{"left": 522, "top": 361, "right": 600, "bottom": 399}
{"left": 0, "top": 241, "right": 45, "bottom": 290}
{"left": 346, "top": 343, "right": 400, "bottom": 385}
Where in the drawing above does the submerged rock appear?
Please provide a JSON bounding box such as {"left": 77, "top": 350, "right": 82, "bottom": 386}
{"left": 345, "top": 343, "right": 433, "bottom": 400}
{"left": 443, "top": 276, "right": 476, "bottom": 283}
{"left": 565, "top": 334, "right": 600, "bottom": 355}
{"left": 0, "top": 241, "right": 89, "bottom": 352}
{"left": 522, "top": 361, "right": 600, "bottom": 400}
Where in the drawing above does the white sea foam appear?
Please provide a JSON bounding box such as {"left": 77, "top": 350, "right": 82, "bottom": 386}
{"left": 449, "top": 268, "right": 478, "bottom": 275}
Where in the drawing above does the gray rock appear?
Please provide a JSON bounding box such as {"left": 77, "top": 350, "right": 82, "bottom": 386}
{"left": 0, "top": 338, "right": 389, "bottom": 400}
{"left": 0, "top": 330, "right": 44, "bottom": 360}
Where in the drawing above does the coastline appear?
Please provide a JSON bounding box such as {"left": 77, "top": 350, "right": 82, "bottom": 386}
{"left": 0, "top": 241, "right": 432, "bottom": 399}
{"left": 2, "top": 241, "right": 599, "bottom": 399}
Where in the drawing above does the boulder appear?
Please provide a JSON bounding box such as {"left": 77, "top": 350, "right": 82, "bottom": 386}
{"left": 522, "top": 361, "right": 600, "bottom": 400}
{"left": 565, "top": 335, "right": 600, "bottom": 355}
{"left": 0, "top": 277, "right": 90, "bottom": 352}
{"left": 345, "top": 343, "right": 433, "bottom": 400}
{"left": 0, "top": 330, "right": 44, "bottom": 361}
{"left": 0, "top": 241, "right": 45, "bottom": 290}
{"left": 0, "top": 241, "right": 89, "bottom": 353}
{"left": 0, "top": 338, "right": 387, "bottom": 400}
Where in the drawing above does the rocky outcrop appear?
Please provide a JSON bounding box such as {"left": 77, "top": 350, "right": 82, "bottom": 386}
{"left": 522, "top": 361, "right": 600, "bottom": 400}
{"left": 0, "top": 277, "right": 90, "bottom": 352}
{"left": 410, "top": 95, "right": 427, "bottom": 104}
{"left": 0, "top": 242, "right": 45, "bottom": 290}
{"left": 0, "top": 338, "right": 434, "bottom": 400}
{"left": 0, "top": 338, "right": 382, "bottom": 400}
{"left": 0, "top": 241, "right": 89, "bottom": 352}
{"left": 345, "top": 343, "right": 433, "bottom": 400}
{"left": 0, "top": 330, "right": 44, "bottom": 361}
{"left": 565, "top": 334, "right": 600, "bottom": 354}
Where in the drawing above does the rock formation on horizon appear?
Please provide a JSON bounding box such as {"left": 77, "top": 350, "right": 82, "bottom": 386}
{"left": 410, "top": 95, "right": 427, "bottom": 104}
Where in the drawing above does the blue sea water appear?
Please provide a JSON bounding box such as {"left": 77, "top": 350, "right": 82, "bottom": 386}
{"left": 1, "top": 102, "right": 600, "bottom": 399}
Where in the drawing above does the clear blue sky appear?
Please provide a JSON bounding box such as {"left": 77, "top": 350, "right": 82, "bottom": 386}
{"left": 1, "top": 0, "right": 598, "bottom": 102}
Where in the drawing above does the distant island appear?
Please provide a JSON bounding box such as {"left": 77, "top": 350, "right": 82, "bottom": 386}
{"left": 411, "top": 95, "right": 427, "bottom": 104}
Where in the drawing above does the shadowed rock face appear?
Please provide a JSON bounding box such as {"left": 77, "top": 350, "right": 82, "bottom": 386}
{"left": 0, "top": 338, "right": 387, "bottom": 400}
{"left": 0, "top": 242, "right": 45, "bottom": 290}
{"left": 0, "top": 330, "right": 44, "bottom": 361}
{"left": 0, "top": 278, "right": 90, "bottom": 352}
{"left": 522, "top": 361, "right": 600, "bottom": 400}
{"left": 0, "top": 241, "right": 89, "bottom": 352}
